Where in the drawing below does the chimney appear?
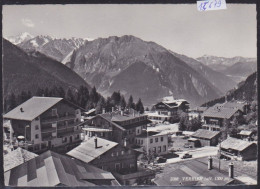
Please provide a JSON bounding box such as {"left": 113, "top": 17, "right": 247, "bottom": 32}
{"left": 124, "top": 138, "right": 127, "bottom": 147}
{"left": 208, "top": 156, "right": 213, "bottom": 170}
{"left": 102, "top": 108, "right": 105, "bottom": 114}
{"left": 229, "top": 163, "right": 234, "bottom": 178}
{"left": 20, "top": 107, "right": 24, "bottom": 112}
{"left": 112, "top": 107, "right": 115, "bottom": 112}
{"left": 121, "top": 110, "right": 124, "bottom": 116}
{"left": 94, "top": 137, "right": 97, "bottom": 149}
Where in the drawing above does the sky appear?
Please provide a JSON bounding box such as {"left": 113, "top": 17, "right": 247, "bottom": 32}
{"left": 3, "top": 4, "right": 257, "bottom": 58}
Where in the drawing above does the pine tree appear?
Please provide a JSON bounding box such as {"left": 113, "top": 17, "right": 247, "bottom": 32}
{"left": 8, "top": 93, "right": 17, "bottom": 111}
{"left": 96, "top": 97, "right": 106, "bottom": 114}
{"left": 127, "top": 95, "right": 135, "bottom": 110}
{"left": 136, "top": 98, "right": 144, "bottom": 114}
{"left": 66, "top": 88, "right": 75, "bottom": 103}
{"left": 120, "top": 95, "right": 126, "bottom": 110}
{"left": 90, "top": 86, "right": 99, "bottom": 105}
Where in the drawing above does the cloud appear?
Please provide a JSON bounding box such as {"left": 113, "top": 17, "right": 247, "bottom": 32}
{"left": 21, "top": 18, "right": 35, "bottom": 28}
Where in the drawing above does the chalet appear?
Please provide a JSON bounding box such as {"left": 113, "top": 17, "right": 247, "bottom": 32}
{"left": 3, "top": 97, "right": 85, "bottom": 153}
{"left": 154, "top": 157, "right": 240, "bottom": 186}
{"left": 134, "top": 131, "right": 169, "bottom": 155}
{"left": 4, "top": 150, "right": 119, "bottom": 186}
{"left": 83, "top": 111, "right": 151, "bottom": 147}
{"left": 147, "top": 96, "right": 189, "bottom": 123}
{"left": 220, "top": 137, "right": 257, "bottom": 161}
{"left": 202, "top": 103, "right": 242, "bottom": 131}
{"left": 238, "top": 130, "right": 254, "bottom": 141}
{"left": 189, "top": 129, "right": 221, "bottom": 147}
{"left": 67, "top": 137, "right": 154, "bottom": 185}
{"left": 188, "top": 106, "right": 208, "bottom": 120}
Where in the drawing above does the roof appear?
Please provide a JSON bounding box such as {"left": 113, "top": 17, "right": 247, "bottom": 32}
{"left": 220, "top": 137, "right": 256, "bottom": 151}
{"left": 82, "top": 127, "right": 112, "bottom": 132}
{"left": 154, "top": 159, "right": 234, "bottom": 186}
{"left": 191, "top": 129, "right": 220, "bottom": 140}
{"left": 67, "top": 137, "right": 118, "bottom": 163}
{"left": 161, "top": 96, "right": 189, "bottom": 107}
{"left": 238, "top": 130, "right": 253, "bottom": 136}
{"left": 4, "top": 150, "right": 117, "bottom": 187}
{"left": 4, "top": 147, "right": 38, "bottom": 172}
{"left": 203, "top": 105, "right": 240, "bottom": 119}
{"left": 84, "top": 108, "right": 96, "bottom": 114}
{"left": 111, "top": 114, "right": 146, "bottom": 122}
{"left": 3, "top": 97, "right": 63, "bottom": 121}
{"left": 136, "top": 131, "right": 167, "bottom": 138}
{"left": 220, "top": 102, "right": 245, "bottom": 112}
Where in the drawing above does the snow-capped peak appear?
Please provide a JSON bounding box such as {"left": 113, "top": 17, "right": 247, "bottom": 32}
{"left": 84, "top": 37, "right": 95, "bottom": 41}
{"left": 7, "top": 32, "right": 34, "bottom": 45}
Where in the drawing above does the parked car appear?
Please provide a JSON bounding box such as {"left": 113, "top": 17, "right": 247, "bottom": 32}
{"left": 183, "top": 143, "right": 193, "bottom": 148}
{"left": 181, "top": 153, "right": 192, "bottom": 159}
{"left": 156, "top": 156, "right": 167, "bottom": 163}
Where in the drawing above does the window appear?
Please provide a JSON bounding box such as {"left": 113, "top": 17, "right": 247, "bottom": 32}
{"left": 52, "top": 109, "right": 57, "bottom": 116}
{"left": 153, "top": 147, "right": 156, "bottom": 153}
{"left": 111, "top": 152, "right": 114, "bottom": 157}
{"left": 121, "top": 151, "right": 124, "bottom": 155}
{"left": 141, "top": 140, "right": 143, "bottom": 145}
{"left": 116, "top": 152, "right": 119, "bottom": 156}
{"left": 158, "top": 146, "right": 161, "bottom": 153}
{"left": 163, "top": 145, "right": 166, "bottom": 152}
{"left": 35, "top": 125, "right": 39, "bottom": 130}
{"left": 150, "top": 138, "right": 153, "bottom": 144}
{"left": 35, "top": 134, "right": 39, "bottom": 139}
{"left": 161, "top": 137, "right": 164, "bottom": 142}
{"left": 62, "top": 137, "right": 67, "bottom": 143}
{"left": 155, "top": 138, "right": 158, "bottom": 143}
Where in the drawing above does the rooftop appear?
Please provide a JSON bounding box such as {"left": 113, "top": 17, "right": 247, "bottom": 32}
{"left": 3, "top": 96, "right": 63, "bottom": 121}
{"left": 220, "top": 137, "right": 256, "bottom": 151}
{"left": 191, "top": 129, "right": 220, "bottom": 139}
{"left": 67, "top": 137, "right": 118, "bottom": 163}
{"left": 4, "top": 147, "right": 38, "bottom": 172}
{"left": 154, "top": 158, "right": 234, "bottom": 186}
{"left": 203, "top": 105, "right": 240, "bottom": 119}
{"left": 238, "top": 130, "right": 253, "bottom": 136}
{"left": 5, "top": 150, "right": 117, "bottom": 187}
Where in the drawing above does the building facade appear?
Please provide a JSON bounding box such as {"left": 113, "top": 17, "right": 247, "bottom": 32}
{"left": 3, "top": 97, "right": 84, "bottom": 153}
{"left": 135, "top": 131, "right": 169, "bottom": 155}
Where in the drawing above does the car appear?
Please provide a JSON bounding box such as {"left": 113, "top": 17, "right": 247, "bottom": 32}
{"left": 181, "top": 153, "right": 192, "bottom": 159}
{"left": 156, "top": 156, "right": 167, "bottom": 163}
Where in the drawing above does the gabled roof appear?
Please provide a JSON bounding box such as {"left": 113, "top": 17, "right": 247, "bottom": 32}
{"left": 4, "top": 150, "right": 117, "bottom": 187}
{"left": 67, "top": 137, "right": 118, "bottom": 163}
{"left": 238, "top": 130, "right": 253, "bottom": 136}
{"left": 203, "top": 105, "right": 241, "bottom": 119}
{"left": 191, "top": 129, "right": 220, "bottom": 140}
{"left": 3, "top": 97, "right": 63, "bottom": 121}
{"left": 154, "top": 159, "right": 234, "bottom": 186}
{"left": 220, "top": 137, "right": 256, "bottom": 151}
{"left": 4, "top": 147, "right": 38, "bottom": 172}
{"left": 221, "top": 102, "right": 246, "bottom": 112}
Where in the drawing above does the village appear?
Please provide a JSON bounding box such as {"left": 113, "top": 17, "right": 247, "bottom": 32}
{"left": 3, "top": 95, "right": 258, "bottom": 186}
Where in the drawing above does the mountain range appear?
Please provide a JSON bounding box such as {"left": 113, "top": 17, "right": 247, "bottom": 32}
{"left": 64, "top": 35, "right": 224, "bottom": 106}
{"left": 5, "top": 33, "right": 256, "bottom": 107}
{"left": 197, "top": 55, "right": 257, "bottom": 83}
{"left": 2, "top": 39, "right": 90, "bottom": 98}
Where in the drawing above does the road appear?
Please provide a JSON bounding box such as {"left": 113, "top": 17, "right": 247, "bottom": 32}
{"left": 165, "top": 146, "right": 219, "bottom": 164}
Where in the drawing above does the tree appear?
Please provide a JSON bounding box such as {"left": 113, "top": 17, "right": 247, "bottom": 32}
{"left": 178, "top": 112, "right": 188, "bottom": 131}
{"left": 136, "top": 98, "right": 144, "bottom": 114}
{"left": 58, "top": 86, "right": 65, "bottom": 98}
{"left": 8, "top": 93, "right": 17, "bottom": 111}
{"left": 96, "top": 97, "right": 106, "bottom": 114}
{"left": 127, "top": 95, "right": 135, "bottom": 109}
{"left": 120, "top": 95, "right": 126, "bottom": 110}
{"left": 66, "top": 88, "right": 75, "bottom": 103}
{"left": 111, "top": 91, "right": 121, "bottom": 106}
{"left": 145, "top": 107, "right": 149, "bottom": 111}
{"left": 89, "top": 86, "right": 99, "bottom": 105}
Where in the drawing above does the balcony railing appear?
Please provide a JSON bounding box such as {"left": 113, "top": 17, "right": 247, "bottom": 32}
{"left": 41, "top": 127, "right": 56, "bottom": 133}
{"left": 41, "top": 115, "right": 76, "bottom": 124}
{"left": 57, "top": 129, "right": 81, "bottom": 137}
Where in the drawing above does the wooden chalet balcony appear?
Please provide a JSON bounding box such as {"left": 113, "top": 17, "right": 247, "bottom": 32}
{"left": 57, "top": 129, "right": 81, "bottom": 137}
{"left": 41, "top": 127, "right": 56, "bottom": 133}
{"left": 41, "top": 114, "right": 75, "bottom": 124}
{"left": 42, "top": 134, "right": 56, "bottom": 141}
